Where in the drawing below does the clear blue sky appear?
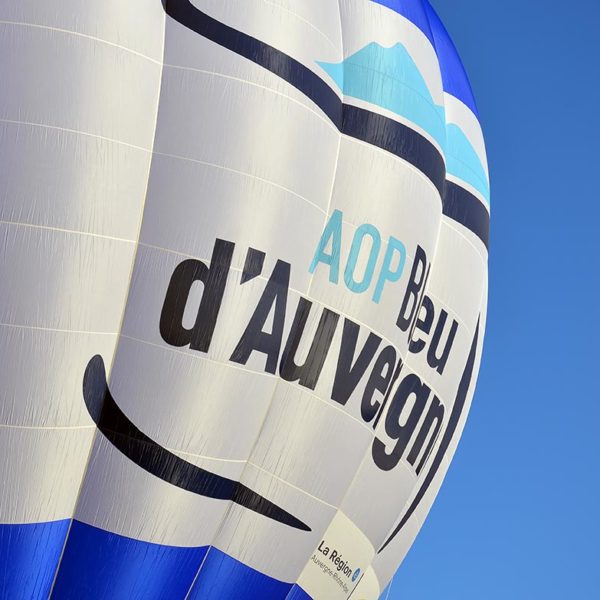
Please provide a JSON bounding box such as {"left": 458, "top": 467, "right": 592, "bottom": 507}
{"left": 390, "top": 1, "right": 600, "bottom": 598}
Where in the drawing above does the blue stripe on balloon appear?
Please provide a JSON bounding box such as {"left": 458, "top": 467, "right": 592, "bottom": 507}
{"left": 0, "top": 519, "right": 70, "bottom": 599}
{"left": 51, "top": 520, "right": 207, "bottom": 600}
{"left": 424, "top": 1, "right": 490, "bottom": 205}
{"left": 423, "top": 1, "right": 479, "bottom": 117}
{"left": 188, "top": 547, "right": 293, "bottom": 600}
{"left": 447, "top": 124, "right": 490, "bottom": 204}
{"left": 443, "top": 181, "right": 490, "bottom": 248}
{"left": 370, "top": 0, "right": 435, "bottom": 46}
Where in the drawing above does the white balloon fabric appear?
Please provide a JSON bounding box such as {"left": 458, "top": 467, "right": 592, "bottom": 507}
{"left": 0, "top": 1, "right": 489, "bottom": 598}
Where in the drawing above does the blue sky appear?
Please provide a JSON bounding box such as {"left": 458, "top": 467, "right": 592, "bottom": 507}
{"left": 389, "top": 1, "right": 600, "bottom": 598}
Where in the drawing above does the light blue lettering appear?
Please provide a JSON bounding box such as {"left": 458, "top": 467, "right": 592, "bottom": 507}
{"left": 373, "top": 237, "right": 407, "bottom": 303}
{"left": 309, "top": 209, "right": 343, "bottom": 283}
{"left": 344, "top": 224, "right": 381, "bottom": 294}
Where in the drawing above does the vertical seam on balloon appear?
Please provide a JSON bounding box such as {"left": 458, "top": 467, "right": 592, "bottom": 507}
{"left": 281, "top": 2, "right": 346, "bottom": 597}
{"left": 363, "top": 0, "right": 450, "bottom": 572}
{"left": 183, "top": 2, "right": 348, "bottom": 597}
{"left": 46, "top": 9, "right": 169, "bottom": 597}
{"left": 299, "top": 3, "right": 450, "bottom": 592}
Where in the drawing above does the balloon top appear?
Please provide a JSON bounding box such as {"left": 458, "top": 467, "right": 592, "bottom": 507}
{"left": 373, "top": 0, "right": 479, "bottom": 117}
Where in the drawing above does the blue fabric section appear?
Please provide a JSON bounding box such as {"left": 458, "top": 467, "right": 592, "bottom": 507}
{"left": 447, "top": 124, "right": 490, "bottom": 204}
{"left": 188, "top": 547, "right": 293, "bottom": 600}
{"left": 318, "top": 42, "right": 446, "bottom": 149}
{"left": 285, "top": 585, "right": 313, "bottom": 599}
{"left": 0, "top": 519, "right": 70, "bottom": 600}
{"left": 52, "top": 520, "right": 207, "bottom": 600}
{"left": 423, "top": 0, "right": 479, "bottom": 116}
{"left": 423, "top": 3, "right": 490, "bottom": 204}
{"left": 370, "top": 0, "right": 434, "bottom": 45}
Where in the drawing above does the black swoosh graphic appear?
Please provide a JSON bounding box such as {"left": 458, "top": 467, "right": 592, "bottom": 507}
{"left": 162, "top": 0, "right": 342, "bottom": 126}
{"left": 161, "top": 0, "right": 445, "bottom": 198}
{"left": 83, "top": 355, "right": 311, "bottom": 532}
{"left": 378, "top": 320, "right": 480, "bottom": 553}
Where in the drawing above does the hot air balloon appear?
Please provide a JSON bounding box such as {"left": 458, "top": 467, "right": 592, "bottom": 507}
{"left": 0, "top": 1, "right": 489, "bottom": 598}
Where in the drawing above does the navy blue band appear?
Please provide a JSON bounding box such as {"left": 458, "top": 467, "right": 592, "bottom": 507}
{"left": 443, "top": 181, "right": 490, "bottom": 249}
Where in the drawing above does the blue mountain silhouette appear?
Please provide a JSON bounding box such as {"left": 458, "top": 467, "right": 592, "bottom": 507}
{"left": 318, "top": 42, "right": 489, "bottom": 204}
{"left": 446, "top": 124, "right": 490, "bottom": 204}
{"left": 318, "top": 42, "right": 447, "bottom": 148}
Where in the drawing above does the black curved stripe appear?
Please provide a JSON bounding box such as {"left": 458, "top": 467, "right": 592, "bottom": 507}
{"left": 378, "top": 320, "right": 480, "bottom": 553}
{"left": 83, "top": 355, "right": 311, "bottom": 532}
{"left": 162, "top": 0, "right": 445, "bottom": 198}
{"left": 342, "top": 106, "right": 446, "bottom": 197}
{"left": 443, "top": 181, "right": 490, "bottom": 249}
{"left": 162, "top": 0, "right": 342, "bottom": 125}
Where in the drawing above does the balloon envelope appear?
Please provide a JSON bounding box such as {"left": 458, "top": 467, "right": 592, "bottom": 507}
{"left": 0, "top": 1, "right": 489, "bottom": 598}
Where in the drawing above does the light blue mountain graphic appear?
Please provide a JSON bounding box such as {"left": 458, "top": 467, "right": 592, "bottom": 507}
{"left": 318, "top": 42, "right": 490, "bottom": 205}
{"left": 446, "top": 124, "right": 490, "bottom": 204}
{"left": 318, "top": 42, "right": 447, "bottom": 149}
